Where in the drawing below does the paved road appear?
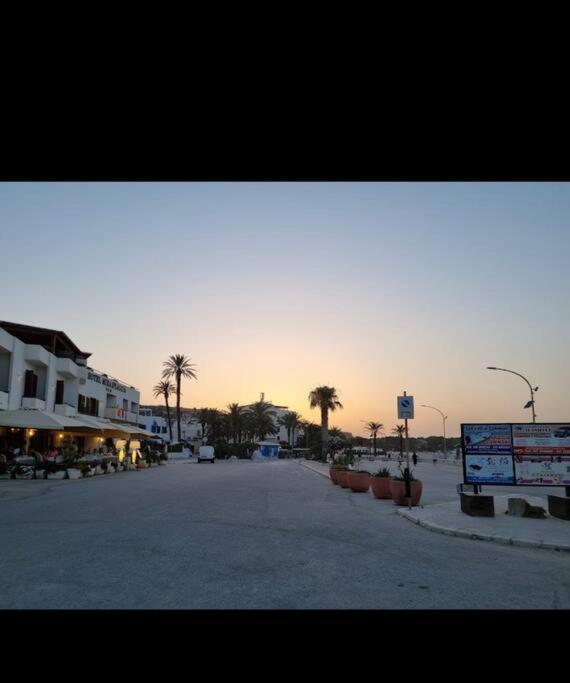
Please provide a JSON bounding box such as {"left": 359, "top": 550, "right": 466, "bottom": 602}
{"left": 0, "top": 460, "right": 569, "bottom": 609}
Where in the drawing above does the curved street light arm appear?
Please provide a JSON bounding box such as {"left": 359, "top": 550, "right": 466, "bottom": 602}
{"left": 487, "top": 366, "right": 536, "bottom": 422}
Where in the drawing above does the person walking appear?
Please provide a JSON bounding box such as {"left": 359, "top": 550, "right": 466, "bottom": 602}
{"left": 412, "top": 451, "right": 417, "bottom": 466}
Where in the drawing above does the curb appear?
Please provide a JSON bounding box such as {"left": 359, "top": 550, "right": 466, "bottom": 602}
{"left": 396, "top": 508, "right": 570, "bottom": 553}
{"left": 297, "top": 460, "right": 331, "bottom": 480}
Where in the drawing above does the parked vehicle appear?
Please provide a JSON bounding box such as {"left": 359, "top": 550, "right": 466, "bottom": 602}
{"left": 197, "top": 445, "right": 215, "bottom": 463}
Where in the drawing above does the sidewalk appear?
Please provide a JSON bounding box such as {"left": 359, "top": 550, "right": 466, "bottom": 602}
{"left": 397, "top": 496, "right": 570, "bottom": 552}
{"left": 298, "top": 460, "right": 570, "bottom": 553}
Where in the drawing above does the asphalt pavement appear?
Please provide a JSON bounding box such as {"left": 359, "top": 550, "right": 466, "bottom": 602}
{"left": 0, "top": 459, "right": 569, "bottom": 609}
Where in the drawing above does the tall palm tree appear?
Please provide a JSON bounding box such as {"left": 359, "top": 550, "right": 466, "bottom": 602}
{"left": 162, "top": 354, "right": 197, "bottom": 444}
{"left": 227, "top": 403, "right": 243, "bottom": 443}
{"left": 153, "top": 380, "right": 175, "bottom": 442}
{"left": 365, "top": 421, "right": 384, "bottom": 457}
{"left": 279, "top": 411, "right": 303, "bottom": 448}
{"left": 247, "top": 401, "right": 277, "bottom": 440}
{"left": 308, "top": 386, "right": 343, "bottom": 460}
{"left": 392, "top": 424, "right": 406, "bottom": 458}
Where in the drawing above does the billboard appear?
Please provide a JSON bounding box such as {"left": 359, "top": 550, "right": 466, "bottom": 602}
{"left": 514, "top": 454, "right": 570, "bottom": 486}
{"left": 465, "top": 454, "right": 515, "bottom": 484}
{"left": 461, "top": 423, "right": 570, "bottom": 488}
{"left": 462, "top": 424, "right": 512, "bottom": 454}
{"left": 512, "top": 423, "right": 570, "bottom": 455}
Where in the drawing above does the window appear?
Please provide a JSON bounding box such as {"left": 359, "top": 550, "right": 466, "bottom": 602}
{"left": 55, "top": 380, "right": 64, "bottom": 405}
{"left": 123, "top": 399, "right": 128, "bottom": 411}
{"left": 162, "top": 426, "right": 167, "bottom": 434}
{"left": 24, "top": 370, "right": 38, "bottom": 398}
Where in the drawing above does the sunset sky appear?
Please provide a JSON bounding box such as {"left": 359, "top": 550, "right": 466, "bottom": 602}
{"left": 1, "top": 182, "right": 569, "bottom": 438}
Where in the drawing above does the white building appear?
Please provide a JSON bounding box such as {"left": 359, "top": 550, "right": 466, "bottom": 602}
{"left": 0, "top": 321, "right": 147, "bottom": 452}
{"left": 137, "top": 408, "right": 169, "bottom": 440}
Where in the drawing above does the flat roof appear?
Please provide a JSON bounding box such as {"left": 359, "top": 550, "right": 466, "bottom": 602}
{"left": 0, "top": 321, "right": 91, "bottom": 360}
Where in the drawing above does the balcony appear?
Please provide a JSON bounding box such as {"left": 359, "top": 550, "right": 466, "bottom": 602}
{"left": 105, "top": 407, "right": 138, "bottom": 423}
{"left": 54, "top": 402, "right": 77, "bottom": 417}
{"left": 0, "top": 390, "right": 8, "bottom": 410}
{"left": 21, "top": 397, "right": 46, "bottom": 410}
{"left": 24, "top": 345, "right": 50, "bottom": 367}
{"left": 56, "top": 357, "right": 80, "bottom": 379}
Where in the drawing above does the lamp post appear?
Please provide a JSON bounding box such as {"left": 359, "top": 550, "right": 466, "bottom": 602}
{"left": 486, "top": 367, "right": 538, "bottom": 423}
{"left": 420, "top": 405, "right": 448, "bottom": 459}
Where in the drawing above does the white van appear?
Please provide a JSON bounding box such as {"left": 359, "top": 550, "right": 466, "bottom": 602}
{"left": 197, "top": 445, "right": 215, "bottom": 463}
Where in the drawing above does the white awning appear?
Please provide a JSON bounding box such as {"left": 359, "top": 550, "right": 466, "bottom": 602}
{"left": 0, "top": 410, "right": 102, "bottom": 432}
{"left": 77, "top": 416, "right": 134, "bottom": 435}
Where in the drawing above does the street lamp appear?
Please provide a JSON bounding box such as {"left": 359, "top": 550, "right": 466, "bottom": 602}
{"left": 420, "top": 405, "right": 448, "bottom": 459}
{"left": 486, "top": 367, "right": 538, "bottom": 423}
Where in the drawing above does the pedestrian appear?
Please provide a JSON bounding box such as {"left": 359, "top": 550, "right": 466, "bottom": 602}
{"left": 412, "top": 451, "right": 417, "bottom": 466}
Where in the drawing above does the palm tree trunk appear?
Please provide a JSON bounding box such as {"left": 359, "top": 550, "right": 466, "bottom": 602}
{"left": 321, "top": 406, "right": 328, "bottom": 461}
{"left": 165, "top": 394, "right": 173, "bottom": 442}
{"left": 176, "top": 371, "right": 181, "bottom": 444}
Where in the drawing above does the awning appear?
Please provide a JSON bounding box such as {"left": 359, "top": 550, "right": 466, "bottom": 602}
{"left": 0, "top": 410, "right": 102, "bottom": 432}
{"left": 77, "top": 416, "right": 134, "bottom": 435}
{"left": 127, "top": 424, "right": 163, "bottom": 439}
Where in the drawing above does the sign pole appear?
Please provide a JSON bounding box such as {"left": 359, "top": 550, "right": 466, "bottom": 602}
{"left": 404, "top": 391, "right": 411, "bottom": 510}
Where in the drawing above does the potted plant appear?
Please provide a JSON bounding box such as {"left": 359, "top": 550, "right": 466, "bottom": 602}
{"left": 346, "top": 469, "right": 371, "bottom": 492}
{"left": 370, "top": 467, "right": 393, "bottom": 499}
{"left": 62, "top": 447, "right": 84, "bottom": 479}
{"left": 335, "top": 467, "right": 351, "bottom": 488}
{"left": 329, "top": 455, "right": 347, "bottom": 484}
{"left": 389, "top": 467, "right": 422, "bottom": 506}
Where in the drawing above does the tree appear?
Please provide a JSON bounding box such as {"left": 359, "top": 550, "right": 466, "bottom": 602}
{"left": 308, "top": 386, "right": 343, "bottom": 461}
{"left": 162, "top": 355, "right": 197, "bottom": 444}
{"left": 365, "top": 421, "right": 384, "bottom": 457}
{"left": 279, "top": 411, "right": 303, "bottom": 448}
{"left": 196, "top": 408, "right": 211, "bottom": 440}
{"left": 226, "top": 403, "right": 243, "bottom": 443}
{"left": 392, "top": 424, "right": 406, "bottom": 458}
{"left": 247, "top": 401, "right": 277, "bottom": 440}
{"left": 153, "top": 380, "right": 175, "bottom": 442}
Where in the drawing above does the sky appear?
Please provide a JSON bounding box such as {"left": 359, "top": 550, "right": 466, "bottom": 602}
{"left": 1, "top": 182, "right": 569, "bottom": 438}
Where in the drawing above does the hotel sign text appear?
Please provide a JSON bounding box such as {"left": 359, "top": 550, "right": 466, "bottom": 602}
{"left": 87, "top": 371, "right": 127, "bottom": 393}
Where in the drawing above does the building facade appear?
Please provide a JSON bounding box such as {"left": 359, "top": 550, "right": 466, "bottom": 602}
{"left": 137, "top": 408, "right": 169, "bottom": 440}
{"left": 0, "top": 321, "right": 142, "bottom": 451}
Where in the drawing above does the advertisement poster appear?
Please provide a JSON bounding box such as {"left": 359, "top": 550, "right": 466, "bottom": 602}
{"left": 514, "top": 454, "right": 570, "bottom": 486}
{"left": 512, "top": 424, "right": 570, "bottom": 455}
{"left": 465, "top": 454, "right": 515, "bottom": 484}
{"left": 463, "top": 424, "right": 512, "bottom": 454}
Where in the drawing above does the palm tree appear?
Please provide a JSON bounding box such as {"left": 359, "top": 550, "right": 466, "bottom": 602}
{"left": 226, "top": 403, "right": 243, "bottom": 443}
{"left": 365, "top": 421, "right": 384, "bottom": 457}
{"left": 247, "top": 401, "right": 277, "bottom": 440}
{"left": 153, "top": 380, "right": 175, "bottom": 442}
{"left": 197, "top": 407, "right": 211, "bottom": 440}
{"left": 308, "top": 386, "right": 343, "bottom": 460}
{"left": 392, "top": 424, "right": 406, "bottom": 458}
{"left": 162, "top": 354, "right": 197, "bottom": 444}
{"left": 279, "top": 411, "right": 303, "bottom": 448}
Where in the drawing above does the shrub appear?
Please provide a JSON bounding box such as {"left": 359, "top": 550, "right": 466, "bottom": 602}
{"left": 373, "top": 467, "right": 392, "bottom": 478}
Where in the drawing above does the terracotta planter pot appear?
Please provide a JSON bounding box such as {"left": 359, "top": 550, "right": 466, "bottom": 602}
{"left": 346, "top": 471, "right": 370, "bottom": 493}
{"left": 389, "top": 479, "right": 423, "bottom": 506}
{"left": 336, "top": 470, "right": 350, "bottom": 488}
{"left": 329, "top": 467, "right": 339, "bottom": 484}
{"left": 370, "top": 477, "right": 392, "bottom": 499}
